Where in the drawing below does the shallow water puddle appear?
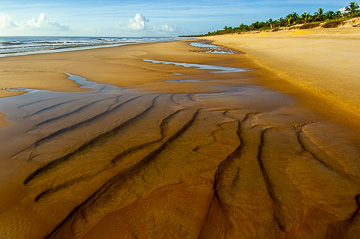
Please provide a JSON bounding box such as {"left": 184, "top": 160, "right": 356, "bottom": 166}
{"left": 166, "top": 79, "right": 201, "bottom": 83}
{"left": 205, "top": 50, "right": 234, "bottom": 54}
{"left": 189, "top": 41, "right": 235, "bottom": 54}
{"left": 143, "top": 59, "right": 246, "bottom": 73}
{"left": 189, "top": 42, "right": 219, "bottom": 48}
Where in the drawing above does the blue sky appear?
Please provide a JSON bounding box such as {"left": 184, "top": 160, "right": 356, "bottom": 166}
{"left": 0, "top": 0, "right": 353, "bottom": 36}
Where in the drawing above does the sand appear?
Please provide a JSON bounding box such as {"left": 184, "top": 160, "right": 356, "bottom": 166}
{"left": 0, "top": 41, "right": 248, "bottom": 97}
{"left": 202, "top": 27, "right": 360, "bottom": 129}
{"left": 0, "top": 112, "right": 11, "bottom": 129}
{"left": 0, "top": 31, "right": 360, "bottom": 239}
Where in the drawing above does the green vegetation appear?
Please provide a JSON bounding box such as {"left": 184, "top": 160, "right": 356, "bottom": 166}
{"left": 192, "top": 2, "right": 360, "bottom": 36}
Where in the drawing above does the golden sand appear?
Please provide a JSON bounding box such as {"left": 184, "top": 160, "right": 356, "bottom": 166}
{"left": 0, "top": 112, "right": 11, "bottom": 129}
{"left": 202, "top": 28, "right": 360, "bottom": 130}
{"left": 0, "top": 33, "right": 360, "bottom": 239}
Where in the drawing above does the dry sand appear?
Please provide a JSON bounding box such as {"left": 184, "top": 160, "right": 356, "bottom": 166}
{"left": 202, "top": 27, "right": 360, "bottom": 129}
{"left": 0, "top": 31, "right": 360, "bottom": 239}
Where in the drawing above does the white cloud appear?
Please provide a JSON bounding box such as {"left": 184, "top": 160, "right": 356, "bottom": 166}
{"left": 0, "top": 13, "right": 15, "bottom": 29}
{"left": 338, "top": 7, "right": 346, "bottom": 13}
{"left": 160, "top": 24, "right": 182, "bottom": 33}
{"left": 124, "top": 13, "right": 182, "bottom": 36}
{"left": 161, "top": 24, "right": 174, "bottom": 32}
{"left": 128, "top": 13, "right": 148, "bottom": 31}
{"left": 0, "top": 13, "right": 68, "bottom": 34}
{"left": 25, "top": 13, "right": 68, "bottom": 31}
{"left": 27, "top": 13, "right": 47, "bottom": 28}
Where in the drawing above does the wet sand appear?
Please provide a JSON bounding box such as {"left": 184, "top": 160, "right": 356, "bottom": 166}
{"left": 0, "top": 112, "right": 11, "bottom": 129}
{"left": 0, "top": 37, "right": 360, "bottom": 239}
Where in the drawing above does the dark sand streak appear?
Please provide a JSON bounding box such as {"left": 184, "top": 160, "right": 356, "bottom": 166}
{"left": 45, "top": 109, "right": 200, "bottom": 238}
{"left": 23, "top": 95, "right": 158, "bottom": 184}
{"left": 31, "top": 97, "right": 111, "bottom": 129}
{"left": 12, "top": 95, "right": 143, "bottom": 160}
{"left": 35, "top": 109, "right": 186, "bottom": 202}
{"left": 295, "top": 123, "right": 352, "bottom": 180}
{"left": 256, "top": 128, "right": 287, "bottom": 232}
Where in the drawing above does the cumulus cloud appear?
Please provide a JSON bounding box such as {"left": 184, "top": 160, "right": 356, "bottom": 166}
{"left": 125, "top": 13, "right": 182, "bottom": 36}
{"left": 0, "top": 13, "right": 16, "bottom": 29}
{"left": 26, "top": 13, "right": 68, "bottom": 30}
{"left": 128, "top": 14, "right": 149, "bottom": 31}
{"left": 160, "top": 23, "right": 182, "bottom": 33}
{"left": 0, "top": 13, "right": 68, "bottom": 33}
{"left": 338, "top": 7, "right": 347, "bottom": 13}
{"left": 160, "top": 24, "right": 174, "bottom": 32}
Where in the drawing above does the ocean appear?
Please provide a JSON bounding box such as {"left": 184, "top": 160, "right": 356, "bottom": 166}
{"left": 0, "top": 36, "right": 185, "bottom": 57}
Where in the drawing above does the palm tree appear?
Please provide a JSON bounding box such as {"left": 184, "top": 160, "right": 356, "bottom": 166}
{"left": 314, "top": 8, "right": 324, "bottom": 21}
{"left": 345, "top": 2, "right": 360, "bottom": 14}
{"left": 318, "top": 8, "right": 324, "bottom": 16}
{"left": 239, "top": 24, "right": 249, "bottom": 32}
{"left": 279, "top": 17, "right": 287, "bottom": 27}
{"left": 325, "top": 11, "right": 335, "bottom": 20}
{"left": 301, "top": 13, "right": 313, "bottom": 23}
{"left": 335, "top": 10, "right": 343, "bottom": 18}
{"left": 250, "top": 21, "right": 261, "bottom": 30}
{"left": 301, "top": 13, "right": 307, "bottom": 23}
{"left": 267, "top": 18, "right": 274, "bottom": 29}
{"left": 286, "top": 12, "right": 299, "bottom": 26}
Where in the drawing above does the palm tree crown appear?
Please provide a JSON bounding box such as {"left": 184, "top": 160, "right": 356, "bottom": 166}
{"left": 345, "top": 2, "right": 360, "bottom": 13}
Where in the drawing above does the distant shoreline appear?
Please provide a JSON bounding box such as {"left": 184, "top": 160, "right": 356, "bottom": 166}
{"left": 0, "top": 36, "right": 188, "bottom": 58}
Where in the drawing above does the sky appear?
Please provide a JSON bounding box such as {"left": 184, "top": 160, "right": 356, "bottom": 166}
{"left": 0, "top": 0, "right": 354, "bottom": 36}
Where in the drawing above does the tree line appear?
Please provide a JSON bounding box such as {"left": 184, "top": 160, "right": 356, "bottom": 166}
{"left": 198, "top": 2, "right": 360, "bottom": 36}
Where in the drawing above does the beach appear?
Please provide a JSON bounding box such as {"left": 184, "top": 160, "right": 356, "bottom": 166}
{"left": 0, "top": 28, "right": 360, "bottom": 239}
{"left": 202, "top": 27, "right": 360, "bottom": 130}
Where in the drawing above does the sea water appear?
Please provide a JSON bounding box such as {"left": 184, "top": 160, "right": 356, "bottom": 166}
{"left": 0, "top": 36, "right": 185, "bottom": 57}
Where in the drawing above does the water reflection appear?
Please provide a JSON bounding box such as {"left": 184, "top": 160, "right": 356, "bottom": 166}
{"left": 189, "top": 41, "right": 235, "bottom": 54}
{"left": 143, "top": 59, "right": 247, "bottom": 73}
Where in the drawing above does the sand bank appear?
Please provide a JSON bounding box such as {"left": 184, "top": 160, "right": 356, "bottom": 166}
{"left": 0, "top": 40, "right": 360, "bottom": 239}
{"left": 202, "top": 28, "right": 360, "bottom": 129}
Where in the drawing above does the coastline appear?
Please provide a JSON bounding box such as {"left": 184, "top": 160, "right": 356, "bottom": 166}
{"left": 201, "top": 27, "right": 360, "bottom": 130}
{"left": 2, "top": 28, "right": 360, "bottom": 131}
{"left": 1, "top": 40, "right": 225, "bottom": 98}
{"left": 0, "top": 35, "right": 360, "bottom": 238}
{"left": 0, "top": 37, "right": 186, "bottom": 59}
